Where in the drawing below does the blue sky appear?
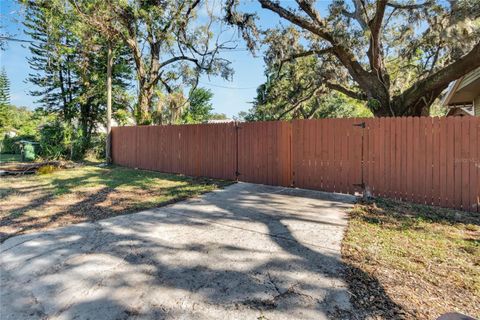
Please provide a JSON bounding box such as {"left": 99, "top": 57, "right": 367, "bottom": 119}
{"left": 0, "top": 0, "right": 331, "bottom": 118}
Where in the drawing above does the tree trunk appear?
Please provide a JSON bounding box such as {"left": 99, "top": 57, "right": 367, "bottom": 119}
{"left": 106, "top": 44, "right": 113, "bottom": 163}
{"left": 79, "top": 97, "right": 94, "bottom": 159}
{"left": 372, "top": 101, "right": 429, "bottom": 117}
{"left": 137, "top": 85, "right": 154, "bottom": 124}
{"left": 390, "top": 86, "right": 446, "bottom": 117}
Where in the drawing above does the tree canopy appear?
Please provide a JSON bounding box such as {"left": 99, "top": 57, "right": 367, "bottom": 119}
{"left": 226, "top": 0, "right": 480, "bottom": 116}
{"left": 20, "top": 0, "right": 133, "bottom": 156}
{"left": 68, "top": 0, "right": 234, "bottom": 124}
{"left": 245, "top": 50, "right": 372, "bottom": 120}
{"left": 181, "top": 88, "right": 215, "bottom": 124}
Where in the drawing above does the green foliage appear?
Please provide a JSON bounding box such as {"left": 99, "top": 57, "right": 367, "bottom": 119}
{"left": 227, "top": 0, "right": 480, "bottom": 116}
{"left": 0, "top": 154, "right": 21, "bottom": 163}
{"left": 0, "top": 105, "right": 55, "bottom": 154}
{"left": 209, "top": 113, "right": 229, "bottom": 120}
{"left": 66, "top": 0, "right": 233, "bottom": 124}
{"left": 87, "top": 133, "right": 106, "bottom": 160}
{"left": 429, "top": 102, "right": 448, "bottom": 117}
{"left": 2, "top": 135, "right": 36, "bottom": 154}
{"left": 114, "top": 109, "right": 133, "bottom": 126}
{"left": 21, "top": 1, "right": 132, "bottom": 158}
{"left": 0, "top": 68, "right": 10, "bottom": 106}
{"left": 181, "top": 88, "right": 215, "bottom": 124}
{"left": 233, "top": 111, "right": 249, "bottom": 122}
{"left": 36, "top": 119, "right": 106, "bottom": 161}
{"left": 0, "top": 104, "right": 105, "bottom": 161}
{"left": 23, "top": 143, "right": 36, "bottom": 161}
{"left": 366, "top": 99, "right": 381, "bottom": 112}
{"left": 38, "top": 121, "right": 73, "bottom": 160}
{"left": 245, "top": 54, "right": 372, "bottom": 121}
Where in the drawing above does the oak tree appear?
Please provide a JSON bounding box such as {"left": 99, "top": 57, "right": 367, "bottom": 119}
{"left": 226, "top": 0, "right": 480, "bottom": 116}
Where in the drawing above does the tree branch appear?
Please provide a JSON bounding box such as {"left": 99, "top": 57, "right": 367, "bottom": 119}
{"left": 324, "top": 82, "right": 368, "bottom": 101}
{"left": 257, "top": 0, "right": 373, "bottom": 93}
{"left": 280, "top": 47, "right": 333, "bottom": 63}
{"left": 295, "top": 0, "right": 323, "bottom": 26}
{"left": 158, "top": 56, "right": 201, "bottom": 69}
{"left": 258, "top": 0, "right": 332, "bottom": 41}
{"left": 277, "top": 83, "right": 322, "bottom": 119}
{"left": 367, "top": 0, "right": 387, "bottom": 73}
{"left": 342, "top": 0, "right": 368, "bottom": 30}
{"left": 396, "top": 41, "right": 480, "bottom": 114}
{"left": 386, "top": 0, "right": 433, "bottom": 10}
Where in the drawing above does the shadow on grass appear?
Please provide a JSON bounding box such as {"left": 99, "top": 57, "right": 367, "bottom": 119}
{"left": 344, "top": 197, "right": 480, "bottom": 319}
{"left": 357, "top": 198, "right": 480, "bottom": 228}
{"left": 0, "top": 165, "right": 230, "bottom": 242}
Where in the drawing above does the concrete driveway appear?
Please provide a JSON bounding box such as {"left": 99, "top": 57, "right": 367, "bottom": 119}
{"left": 1, "top": 182, "right": 355, "bottom": 320}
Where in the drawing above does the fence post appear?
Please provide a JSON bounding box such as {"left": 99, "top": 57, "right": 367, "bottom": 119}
{"left": 235, "top": 122, "right": 240, "bottom": 180}
{"left": 352, "top": 121, "right": 366, "bottom": 195}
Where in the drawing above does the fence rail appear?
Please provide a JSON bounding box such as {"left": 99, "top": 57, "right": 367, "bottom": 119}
{"left": 112, "top": 117, "right": 479, "bottom": 212}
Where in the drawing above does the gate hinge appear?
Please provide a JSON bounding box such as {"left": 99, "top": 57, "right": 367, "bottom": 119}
{"left": 235, "top": 171, "right": 240, "bottom": 176}
{"left": 353, "top": 122, "right": 366, "bottom": 128}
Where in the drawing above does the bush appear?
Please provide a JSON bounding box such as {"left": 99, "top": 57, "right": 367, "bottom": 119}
{"left": 88, "top": 132, "right": 106, "bottom": 160}
{"left": 1, "top": 134, "right": 37, "bottom": 154}
{"left": 37, "top": 164, "right": 57, "bottom": 175}
{"left": 38, "top": 121, "right": 73, "bottom": 160}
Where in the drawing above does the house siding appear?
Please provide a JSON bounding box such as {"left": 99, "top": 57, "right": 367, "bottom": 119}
{"left": 459, "top": 67, "right": 480, "bottom": 90}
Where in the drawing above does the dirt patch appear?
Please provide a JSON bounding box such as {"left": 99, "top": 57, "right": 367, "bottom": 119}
{"left": 0, "top": 164, "right": 230, "bottom": 242}
{"left": 342, "top": 198, "right": 480, "bottom": 319}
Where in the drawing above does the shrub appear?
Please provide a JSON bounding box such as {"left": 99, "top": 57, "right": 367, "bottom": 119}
{"left": 88, "top": 132, "right": 106, "bottom": 160}
{"left": 1, "top": 134, "right": 36, "bottom": 154}
{"left": 37, "top": 164, "right": 57, "bottom": 175}
{"left": 38, "top": 121, "right": 73, "bottom": 160}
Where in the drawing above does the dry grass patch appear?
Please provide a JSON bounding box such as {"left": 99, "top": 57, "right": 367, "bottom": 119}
{"left": 343, "top": 198, "right": 480, "bottom": 319}
{"left": 0, "top": 164, "right": 230, "bottom": 242}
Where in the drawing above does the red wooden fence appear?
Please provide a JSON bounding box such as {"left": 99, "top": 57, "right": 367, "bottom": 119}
{"left": 292, "top": 119, "right": 363, "bottom": 194}
{"left": 363, "top": 117, "right": 479, "bottom": 212}
{"left": 237, "top": 121, "right": 292, "bottom": 186}
{"left": 111, "top": 117, "right": 479, "bottom": 212}
{"left": 112, "top": 123, "right": 236, "bottom": 180}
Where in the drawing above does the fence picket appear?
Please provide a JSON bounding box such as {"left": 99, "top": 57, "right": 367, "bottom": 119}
{"left": 112, "top": 117, "right": 479, "bottom": 212}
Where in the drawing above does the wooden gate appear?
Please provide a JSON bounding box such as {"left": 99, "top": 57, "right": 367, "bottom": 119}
{"left": 292, "top": 119, "right": 364, "bottom": 194}
{"left": 112, "top": 117, "right": 479, "bottom": 212}
{"left": 237, "top": 121, "right": 292, "bottom": 186}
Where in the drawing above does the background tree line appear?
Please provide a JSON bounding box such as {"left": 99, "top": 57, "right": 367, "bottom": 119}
{"left": 2, "top": 0, "right": 479, "bottom": 160}
{"left": 1, "top": 0, "right": 231, "bottom": 159}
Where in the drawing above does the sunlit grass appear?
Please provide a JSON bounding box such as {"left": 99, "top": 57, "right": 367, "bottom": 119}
{"left": 343, "top": 198, "right": 480, "bottom": 319}
{"left": 0, "top": 164, "right": 231, "bottom": 241}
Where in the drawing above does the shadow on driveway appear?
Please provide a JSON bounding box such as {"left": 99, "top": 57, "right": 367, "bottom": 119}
{"left": 1, "top": 182, "right": 402, "bottom": 319}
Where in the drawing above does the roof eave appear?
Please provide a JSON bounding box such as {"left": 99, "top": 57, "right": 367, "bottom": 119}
{"left": 442, "top": 76, "right": 464, "bottom": 106}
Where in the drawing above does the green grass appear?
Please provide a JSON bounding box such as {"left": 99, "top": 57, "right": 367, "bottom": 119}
{"left": 0, "top": 164, "right": 232, "bottom": 241}
{"left": 343, "top": 198, "right": 480, "bottom": 319}
{"left": 0, "top": 153, "right": 21, "bottom": 163}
